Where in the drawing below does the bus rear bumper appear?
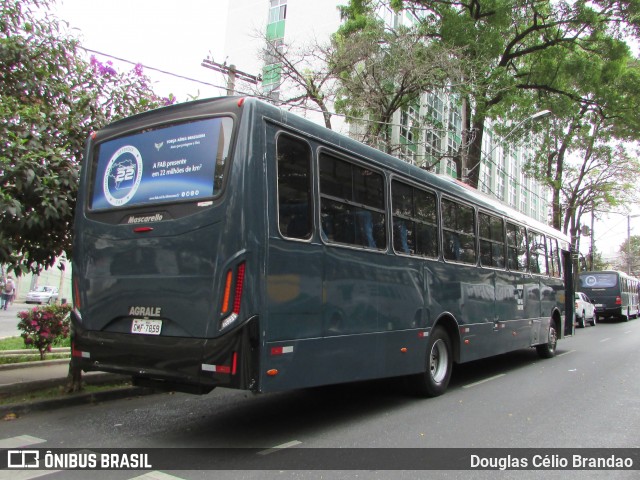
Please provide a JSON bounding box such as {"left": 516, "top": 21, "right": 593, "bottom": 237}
{"left": 70, "top": 314, "right": 260, "bottom": 395}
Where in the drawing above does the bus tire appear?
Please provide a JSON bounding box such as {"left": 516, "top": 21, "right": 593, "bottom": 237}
{"left": 536, "top": 320, "right": 557, "bottom": 359}
{"left": 410, "top": 326, "right": 452, "bottom": 397}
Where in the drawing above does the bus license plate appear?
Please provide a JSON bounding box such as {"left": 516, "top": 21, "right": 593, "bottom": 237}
{"left": 131, "top": 319, "right": 162, "bottom": 335}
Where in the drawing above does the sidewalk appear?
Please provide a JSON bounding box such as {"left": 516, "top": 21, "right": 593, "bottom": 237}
{"left": 0, "top": 345, "right": 153, "bottom": 417}
{"left": 0, "top": 303, "right": 155, "bottom": 416}
{"left": 0, "top": 359, "right": 153, "bottom": 416}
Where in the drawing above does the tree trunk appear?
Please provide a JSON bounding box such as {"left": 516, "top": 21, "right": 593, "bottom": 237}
{"left": 65, "top": 361, "right": 83, "bottom": 393}
{"left": 466, "top": 115, "right": 485, "bottom": 189}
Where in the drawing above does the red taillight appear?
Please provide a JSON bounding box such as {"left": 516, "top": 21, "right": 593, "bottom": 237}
{"left": 232, "top": 263, "right": 246, "bottom": 315}
{"left": 221, "top": 270, "right": 233, "bottom": 315}
{"left": 219, "top": 262, "right": 246, "bottom": 330}
{"left": 73, "top": 277, "right": 81, "bottom": 310}
{"left": 616, "top": 296, "right": 622, "bottom": 305}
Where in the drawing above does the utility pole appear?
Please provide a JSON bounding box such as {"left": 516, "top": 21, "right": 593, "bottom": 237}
{"left": 625, "top": 214, "right": 640, "bottom": 275}
{"left": 590, "top": 210, "right": 595, "bottom": 271}
{"left": 201, "top": 58, "right": 260, "bottom": 95}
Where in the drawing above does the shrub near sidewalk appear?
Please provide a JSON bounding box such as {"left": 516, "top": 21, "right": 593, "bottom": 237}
{"left": 17, "top": 304, "right": 72, "bottom": 360}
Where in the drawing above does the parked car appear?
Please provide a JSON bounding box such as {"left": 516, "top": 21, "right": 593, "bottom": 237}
{"left": 25, "top": 286, "right": 59, "bottom": 305}
{"left": 575, "top": 292, "right": 596, "bottom": 328}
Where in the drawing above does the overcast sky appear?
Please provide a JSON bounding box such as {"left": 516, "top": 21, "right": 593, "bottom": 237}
{"left": 54, "top": 0, "right": 230, "bottom": 99}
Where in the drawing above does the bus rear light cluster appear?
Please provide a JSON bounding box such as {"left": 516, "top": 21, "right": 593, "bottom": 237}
{"left": 220, "top": 262, "right": 246, "bottom": 331}
{"left": 73, "top": 276, "right": 81, "bottom": 311}
{"left": 71, "top": 341, "right": 90, "bottom": 359}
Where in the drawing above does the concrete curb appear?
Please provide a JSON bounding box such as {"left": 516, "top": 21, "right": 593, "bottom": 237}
{"left": 0, "top": 357, "right": 70, "bottom": 371}
{"left": 0, "top": 371, "right": 128, "bottom": 395}
{"left": 0, "top": 362, "right": 158, "bottom": 417}
{"left": 1, "top": 385, "right": 156, "bottom": 417}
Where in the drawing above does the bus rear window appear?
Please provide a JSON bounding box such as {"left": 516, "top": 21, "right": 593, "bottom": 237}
{"left": 580, "top": 273, "right": 618, "bottom": 288}
{"left": 90, "top": 117, "right": 233, "bottom": 211}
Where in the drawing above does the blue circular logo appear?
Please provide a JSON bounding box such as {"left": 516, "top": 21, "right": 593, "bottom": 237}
{"left": 103, "top": 145, "right": 143, "bottom": 207}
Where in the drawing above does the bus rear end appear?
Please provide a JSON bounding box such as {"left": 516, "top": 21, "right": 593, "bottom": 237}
{"left": 578, "top": 271, "right": 622, "bottom": 320}
{"left": 71, "top": 97, "right": 260, "bottom": 394}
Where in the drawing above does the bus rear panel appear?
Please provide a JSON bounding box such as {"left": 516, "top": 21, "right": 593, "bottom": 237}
{"left": 71, "top": 97, "right": 260, "bottom": 393}
{"left": 579, "top": 271, "right": 640, "bottom": 320}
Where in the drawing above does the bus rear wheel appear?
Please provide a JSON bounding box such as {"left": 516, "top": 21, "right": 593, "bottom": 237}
{"left": 536, "top": 321, "right": 557, "bottom": 359}
{"left": 410, "top": 326, "right": 452, "bottom": 397}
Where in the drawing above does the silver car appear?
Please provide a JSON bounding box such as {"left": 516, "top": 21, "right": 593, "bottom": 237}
{"left": 25, "top": 286, "right": 59, "bottom": 305}
{"left": 575, "top": 292, "right": 596, "bottom": 328}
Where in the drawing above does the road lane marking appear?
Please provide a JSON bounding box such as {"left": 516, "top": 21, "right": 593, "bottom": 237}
{"left": 557, "top": 350, "right": 575, "bottom": 357}
{"left": 462, "top": 374, "right": 506, "bottom": 389}
{"left": 600, "top": 338, "right": 611, "bottom": 343}
{"left": 0, "top": 471, "right": 60, "bottom": 480}
{"left": 131, "top": 472, "right": 187, "bottom": 480}
{"left": 258, "top": 440, "right": 302, "bottom": 456}
{"left": 0, "top": 435, "right": 46, "bottom": 449}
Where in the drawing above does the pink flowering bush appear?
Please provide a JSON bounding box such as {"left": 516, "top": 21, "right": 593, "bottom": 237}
{"left": 17, "top": 304, "right": 72, "bottom": 360}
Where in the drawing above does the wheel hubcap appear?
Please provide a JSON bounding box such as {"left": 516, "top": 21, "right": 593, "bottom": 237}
{"left": 548, "top": 326, "right": 557, "bottom": 352}
{"left": 430, "top": 339, "right": 448, "bottom": 384}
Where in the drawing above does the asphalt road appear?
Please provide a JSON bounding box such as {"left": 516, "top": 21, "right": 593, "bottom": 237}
{"left": 0, "top": 302, "right": 26, "bottom": 339}
{"left": 1, "top": 318, "right": 639, "bottom": 479}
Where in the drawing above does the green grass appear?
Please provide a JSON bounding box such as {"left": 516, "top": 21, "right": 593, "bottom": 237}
{"left": 0, "top": 336, "right": 25, "bottom": 350}
{"left": 0, "top": 335, "right": 71, "bottom": 351}
{"left": 0, "top": 336, "right": 71, "bottom": 364}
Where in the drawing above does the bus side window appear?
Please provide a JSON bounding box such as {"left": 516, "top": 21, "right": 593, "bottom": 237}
{"left": 276, "top": 134, "right": 312, "bottom": 240}
{"left": 442, "top": 198, "right": 476, "bottom": 264}
{"left": 479, "top": 212, "right": 505, "bottom": 268}
{"left": 547, "top": 236, "right": 561, "bottom": 277}
{"left": 507, "top": 222, "right": 528, "bottom": 272}
{"left": 528, "top": 231, "right": 548, "bottom": 275}
{"left": 391, "top": 180, "right": 438, "bottom": 258}
{"left": 319, "top": 153, "right": 386, "bottom": 250}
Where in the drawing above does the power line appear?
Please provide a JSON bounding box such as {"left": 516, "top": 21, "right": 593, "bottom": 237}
{"left": 82, "top": 47, "right": 230, "bottom": 93}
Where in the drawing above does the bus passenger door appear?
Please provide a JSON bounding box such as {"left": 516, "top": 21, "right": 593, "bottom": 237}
{"left": 263, "top": 127, "right": 325, "bottom": 390}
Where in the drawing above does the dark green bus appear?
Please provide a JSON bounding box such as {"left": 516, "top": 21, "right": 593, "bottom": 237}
{"left": 579, "top": 271, "right": 639, "bottom": 321}
{"left": 71, "top": 96, "right": 572, "bottom": 397}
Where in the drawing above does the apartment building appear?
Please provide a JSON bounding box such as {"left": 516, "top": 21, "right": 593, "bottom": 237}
{"left": 222, "top": 0, "right": 551, "bottom": 223}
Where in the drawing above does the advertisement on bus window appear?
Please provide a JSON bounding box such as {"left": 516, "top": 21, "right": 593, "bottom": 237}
{"left": 91, "top": 117, "right": 230, "bottom": 210}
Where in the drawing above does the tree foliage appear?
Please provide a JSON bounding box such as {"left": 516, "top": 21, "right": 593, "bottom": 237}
{"left": 338, "top": 0, "right": 640, "bottom": 253}
{"left": 616, "top": 235, "right": 640, "bottom": 275}
{"left": 0, "top": 0, "right": 170, "bottom": 274}
{"left": 256, "top": 30, "right": 338, "bottom": 129}
{"left": 331, "top": 6, "right": 463, "bottom": 154}
{"left": 380, "top": 0, "right": 640, "bottom": 187}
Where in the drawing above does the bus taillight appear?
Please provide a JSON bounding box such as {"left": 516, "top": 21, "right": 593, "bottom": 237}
{"left": 73, "top": 276, "right": 81, "bottom": 310}
{"left": 221, "top": 270, "right": 233, "bottom": 315}
{"left": 220, "top": 262, "right": 246, "bottom": 331}
{"left": 232, "top": 263, "right": 246, "bottom": 314}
